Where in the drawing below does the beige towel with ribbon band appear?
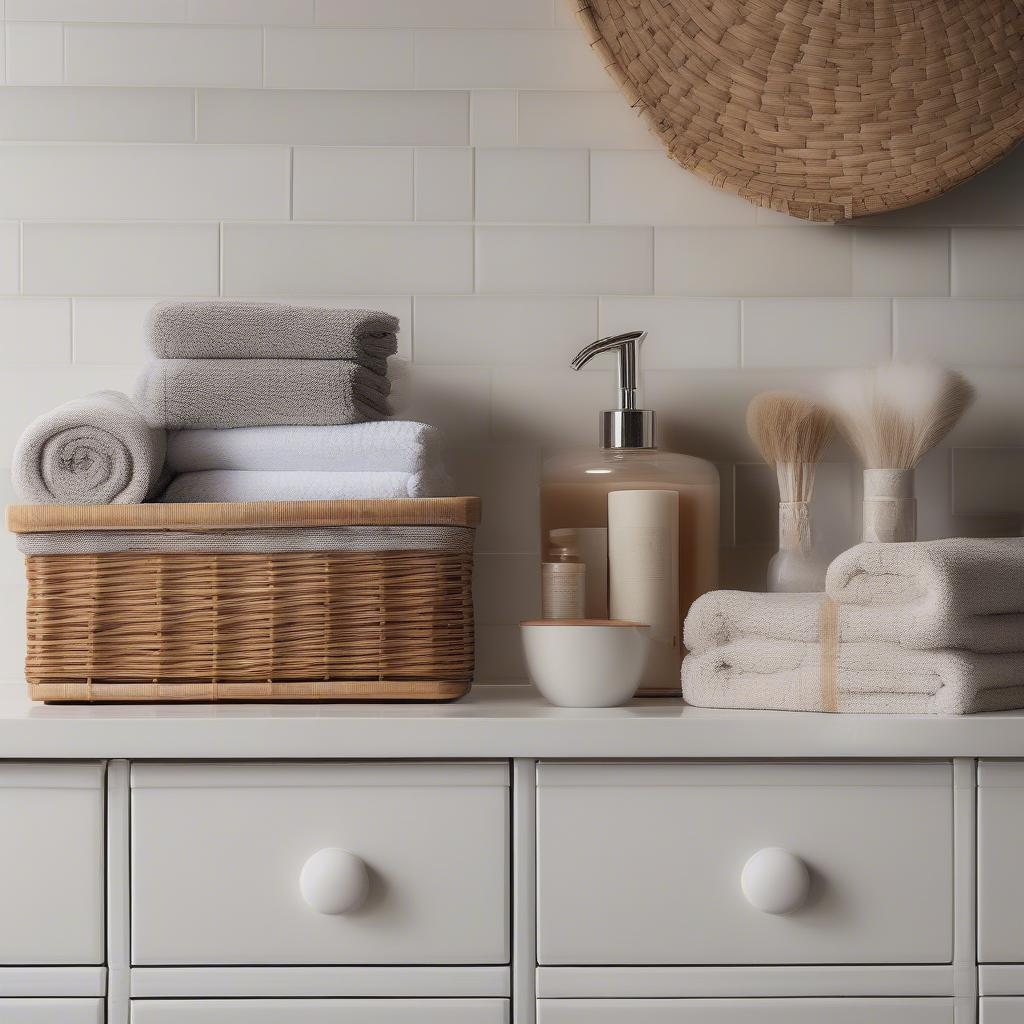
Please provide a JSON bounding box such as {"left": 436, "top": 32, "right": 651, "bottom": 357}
{"left": 682, "top": 591, "right": 1024, "bottom": 715}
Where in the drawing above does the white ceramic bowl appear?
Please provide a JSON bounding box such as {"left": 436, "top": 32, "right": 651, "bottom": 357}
{"left": 520, "top": 619, "right": 651, "bottom": 708}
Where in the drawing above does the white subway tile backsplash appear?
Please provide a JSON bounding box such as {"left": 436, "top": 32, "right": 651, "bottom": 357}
{"left": 197, "top": 89, "right": 469, "bottom": 145}
{"left": 952, "top": 448, "right": 1024, "bottom": 515}
{"left": 415, "top": 148, "right": 474, "bottom": 221}
{"left": 0, "top": 145, "right": 290, "bottom": 221}
{"left": 470, "top": 91, "right": 516, "bottom": 146}
{"left": 66, "top": 25, "right": 261, "bottom": 88}
{"left": 491, "top": 366, "right": 615, "bottom": 446}
{"left": 188, "top": 0, "right": 315, "bottom": 23}
{"left": 0, "top": 224, "right": 22, "bottom": 295}
{"left": 517, "top": 91, "right": 658, "bottom": 149}
{"left": 23, "top": 223, "right": 220, "bottom": 297}
{"left": 598, "top": 296, "right": 740, "bottom": 368}
{"left": 474, "top": 553, "right": 539, "bottom": 625}
{"left": 6, "top": 0, "right": 186, "bottom": 20}
{"left": 222, "top": 223, "right": 474, "bottom": 295}
{"left": 446, "top": 444, "right": 541, "bottom": 552}
{"left": 293, "top": 147, "right": 414, "bottom": 221}
{"left": 0, "top": 300, "right": 72, "bottom": 365}
{"left": 590, "top": 151, "right": 756, "bottom": 226}
{"left": 265, "top": 28, "right": 414, "bottom": 89}
{"left": 415, "top": 30, "right": 609, "bottom": 90}
{"left": 399, "top": 364, "right": 491, "bottom": 439}
{"left": 655, "top": 227, "right": 852, "bottom": 296}
{"left": 952, "top": 228, "right": 1024, "bottom": 297}
{"left": 316, "top": 0, "right": 553, "bottom": 28}
{"left": 414, "top": 295, "right": 597, "bottom": 365}
{"left": 742, "top": 298, "right": 892, "bottom": 368}
{"left": 895, "top": 299, "right": 1024, "bottom": 366}
{"left": 0, "top": 88, "right": 194, "bottom": 142}
{"left": 476, "top": 225, "right": 652, "bottom": 294}
{"left": 6, "top": 24, "right": 64, "bottom": 86}
{"left": 475, "top": 148, "right": 588, "bottom": 223}
{"left": 852, "top": 228, "right": 949, "bottom": 296}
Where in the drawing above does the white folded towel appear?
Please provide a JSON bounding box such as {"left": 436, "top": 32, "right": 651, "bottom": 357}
{"left": 159, "top": 469, "right": 445, "bottom": 503}
{"left": 682, "top": 591, "right": 1024, "bottom": 715}
{"left": 825, "top": 538, "right": 1024, "bottom": 652}
{"left": 685, "top": 539, "right": 1024, "bottom": 656}
{"left": 166, "top": 421, "right": 443, "bottom": 475}
{"left": 682, "top": 635, "right": 1024, "bottom": 715}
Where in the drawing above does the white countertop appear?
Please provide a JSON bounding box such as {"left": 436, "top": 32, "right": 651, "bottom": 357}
{"left": 2, "top": 683, "right": 1024, "bottom": 759}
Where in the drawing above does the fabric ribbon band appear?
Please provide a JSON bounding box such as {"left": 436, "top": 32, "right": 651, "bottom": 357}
{"left": 818, "top": 595, "right": 840, "bottom": 713}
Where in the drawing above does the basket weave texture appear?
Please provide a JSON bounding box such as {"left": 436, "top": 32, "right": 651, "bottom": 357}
{"left": 572, "top": 0, "right": 1024, "bottom": 222}
{"left": 10, "top": 498, "right": 479, "bottom": 703}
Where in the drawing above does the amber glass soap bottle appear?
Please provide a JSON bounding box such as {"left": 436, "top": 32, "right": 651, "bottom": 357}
{"left": 539, "top": 331, "right": 719, "bottom": 694}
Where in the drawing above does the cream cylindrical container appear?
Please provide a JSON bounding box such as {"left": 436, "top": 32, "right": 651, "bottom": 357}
{"left": 863, "top": 468, "right": 916, "bottom": 543}
{"left": 607, "top": 489, "right": 679, "bottom": 694}
{"left": 541, "top": 528, "right": 586, "bottom": 619}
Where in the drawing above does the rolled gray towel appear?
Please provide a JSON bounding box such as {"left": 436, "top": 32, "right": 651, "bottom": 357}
{"left": 11, "top": 390, "right": 166, "bottom": 505}
{"left": 134, "top": 358, "right": 391, "bottom": 429}
{"left": 146, "top": 301, "right": 399, "bottom": 371}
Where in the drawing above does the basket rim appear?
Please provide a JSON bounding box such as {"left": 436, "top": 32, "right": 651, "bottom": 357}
{"left": 7, "top": 496, "right": 481, "bottom": 534}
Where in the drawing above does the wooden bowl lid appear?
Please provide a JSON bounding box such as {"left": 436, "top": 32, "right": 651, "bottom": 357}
{"left": 571, "top": 0, "right": 1024, "bottom": 222}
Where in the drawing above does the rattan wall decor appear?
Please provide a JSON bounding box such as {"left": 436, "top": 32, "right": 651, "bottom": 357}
{"left": 571, "top": 0, "right": 1024, "bottom": 222}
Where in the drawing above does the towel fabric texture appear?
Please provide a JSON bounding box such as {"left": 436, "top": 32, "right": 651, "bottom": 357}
{"left": 683, "top": 569, "right": 1024, "bottom": 715}
{"left": 135, "top": 359, "right": 391, "bottom": 429}
{"left": 685, "top": 539, "right": 1024, "bottom": 656}
{"left": 682, "top": 628, "right": 1024, "bottom": 715}
{"left": 166, "top": 421, "right": 442, "bottom": 475}
{"left": 11, "top": 391, "right": 166, "bottom": 505}
{"left": 146, "top": 301, "right": 398, "bottom": 371}
{"left": 16, "top": 525, "right": 474, "bottom": 557}
{"left": 159, "top": 469, "right": 440, "bottom": 503}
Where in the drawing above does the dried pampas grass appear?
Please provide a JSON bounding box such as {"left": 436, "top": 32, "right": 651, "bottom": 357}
{"left": 746, "top": 391, "right": 834, "bottom": 502}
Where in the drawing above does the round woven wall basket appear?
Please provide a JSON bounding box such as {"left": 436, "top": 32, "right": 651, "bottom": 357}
{"left": 572, "top": 0, "right": 1024, "bottom": 221}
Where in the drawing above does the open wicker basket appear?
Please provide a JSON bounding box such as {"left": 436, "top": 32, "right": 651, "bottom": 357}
{"left": 7, "top": 497, "right": 479, "bottom": 703}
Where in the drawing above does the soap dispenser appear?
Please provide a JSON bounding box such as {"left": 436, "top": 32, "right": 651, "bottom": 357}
{"left": 540, "top": 331, "right": 720, "bottom": 694}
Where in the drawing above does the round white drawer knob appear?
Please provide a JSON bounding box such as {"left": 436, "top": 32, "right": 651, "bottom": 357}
{"left": 299, "top": 848, "right": 369, "bottom": 915}
{"left": 740, "top": 847, "right": 810, "bottom": 915}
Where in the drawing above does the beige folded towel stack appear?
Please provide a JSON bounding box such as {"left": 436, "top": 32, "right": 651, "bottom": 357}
{"left": 682, "top": 538, "right": 1024, "bottom": 715}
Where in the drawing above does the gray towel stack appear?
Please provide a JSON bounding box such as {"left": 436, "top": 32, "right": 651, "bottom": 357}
{"left": 135, "top": 301, "right": 398, "bottom": 430}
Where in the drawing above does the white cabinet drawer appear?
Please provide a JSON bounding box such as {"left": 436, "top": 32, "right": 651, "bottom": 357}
{"left": 537, "top": 999, "right": 953, "bottom": 1023}
{"left": 982, "top": 997, "right": 1024, "bottom": 1024}
{"left": 0, "top": 999, "right": 103, "bottom": 1024}
{"left": 131, "top": 762, "right": 509, "bottom": 966}
{"left": 979, "top": 761, "right": 1024, "bottom": 962}
{"left": 131, "top": 1000, "right": 509, "bottom": 1023}
{"left": 0, "top": 764, "right": 105, "bottom": 965}
{"left": 537, "top": 762, "right": 952, "bottom": 965}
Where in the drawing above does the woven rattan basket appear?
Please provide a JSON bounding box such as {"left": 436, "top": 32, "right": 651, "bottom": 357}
{"left": 572, "top": 0, "right": 1024, "bottom": 222}
{"left": 7, "top": 497, "right": 480, "bottom": 703}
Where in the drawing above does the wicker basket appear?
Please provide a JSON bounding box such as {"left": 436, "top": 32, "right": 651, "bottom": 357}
{"left": 6, "top": 497, "right": 480, "bottom": 703}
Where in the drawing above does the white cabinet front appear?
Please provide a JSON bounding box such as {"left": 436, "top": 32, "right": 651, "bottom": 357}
{"left": 979, "top": 761, "right": 1024, "bottom": 962}
{"left": 131, "top": 1001, "right": 509, "bottom": 1023}
{"left": 0, "top": 999, "right": 104, "bottom": 1024}
{"left": 981, "top": 997, "right": 1024, "bottom": 1023}
{"left": 537, "top": 999, "right": 953, "bottom": 1023}
{"left": 537, "top": 762, "right": 953, "bottom": 965}
{"left": 131, "top": 762, "right": 509, "bottom": 965}
{"left": 0, "top": 764, "right": 105, "bottom": 965}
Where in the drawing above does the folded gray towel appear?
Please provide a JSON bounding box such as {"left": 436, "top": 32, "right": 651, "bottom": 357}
{"left": 11, "top": 391, "right": 166, "bottom": 505}
{"left": 146, "top": 301, "right": 399, "bottom": 371}
{"left": 135, "top": 359, "right": 391, "bottom": 429}
{"left": 158, "top": 469, "right": 442, "bottom": 503}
